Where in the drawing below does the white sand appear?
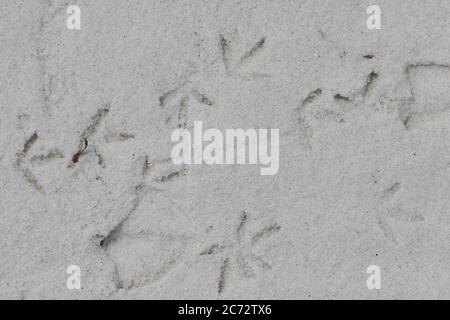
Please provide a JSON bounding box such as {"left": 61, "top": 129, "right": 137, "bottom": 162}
{"left": 1, "top": 0, "right": 450, "bottom": 299}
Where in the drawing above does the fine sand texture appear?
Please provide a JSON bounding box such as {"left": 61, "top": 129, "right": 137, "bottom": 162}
{"left": 1, "top": 0, "right": 450, "bottom": 299}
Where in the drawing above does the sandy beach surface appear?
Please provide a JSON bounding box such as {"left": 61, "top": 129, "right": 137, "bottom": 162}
{"left": 1, "top": 0, "right": 450, "bottom": 299}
